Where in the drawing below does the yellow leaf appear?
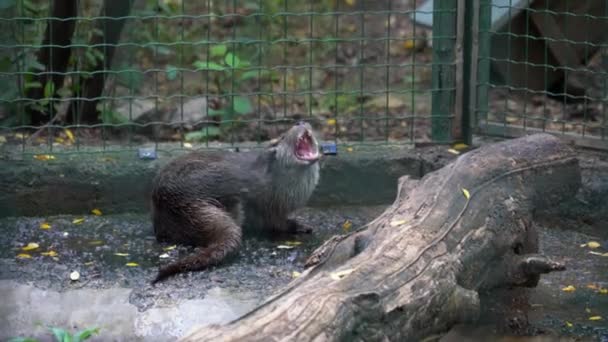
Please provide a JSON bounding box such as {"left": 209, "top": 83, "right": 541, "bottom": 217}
{"left": 14, "top": 133, "right": 27, "bottom": 139}
{"left": 114, "top": 253, "right": 129, "bottom": 257}
{"left": 599, "top": 288, "right": 608, "bottom": 295}
{"left": 586, "top": 308, "right": 592, "bottom": 313}
{"left": 91, "top": 208, "right": 102, "bottom": 216}
{"left": 462, "top": 188, "right": 470, "bottom": 200}
{"left": 54, "top": 137, "right": 65, "bottom": 144}
{"left": 589, "top": 251, "right": 604, "bottom": 256}
{"left": 285, "top": 241, "right": 302, "bottom": 246}
{"left": 330, "top": 269, "right": 354, "bottom": 280}
{"left": 589, "top": 316, "right": 602, "bottom": 321}
{"left": 88, "top": 240, "right": 104, "bottom": 246}
{"left": 292, "top": 271, "right": 301, "bottom": 278}
{"left": 33, "top": 154, "right": 56, "bottom": 161}
{"left": 163, "top": 245, "right": 177, "bottom": 251}
{"left": 562, "top": 285, "right": 576, "bottom": 292}
{"left": 183, "top": 142, "right": 193, "bottom": 149}
{"left": 16, "top": 253, "right": 32, "bottom": 259}
{"left": 453, "top": 143, "right": 468, "bottom": 151}
{"left": 277, "top": 245, "right": 294, "bottom": 249}
{"left": 0, "top": 135, "right": 6, "bottom": 144}
{"left": 587, "top": 284, "right": 599, "bottom": 290}
{"left": 342, "top": 220, "right": 353, "bottom": 232}
{"left": 84, "top": 261, "right": 95, "bottom": 266}
{"left": 40, "top": 222, "right": 51, "bottom": 230}
{"left": 344, "top": 0, "right": 355, "bottom": 6}
{"left": 22, "top": 242, "right": 39, "bottom": 251}
{"left": 64, "top": 128, "right": 75, "bottom": 143}
{"left": 346, "top": 147, "right": 354, "bottom": 152}
{"left": 565, "top": 321, "right": 573, "bottom": 328}
{"left": 125, "top": 262, "right": 139, "bottom": 267}
{"left": 41, "top": 250, "right": 58, "bottom": 257}
{"left": 72, "top": 218, "right": 85, "bottom": 224}
{"left": 447, "top": 148, "right": 460, "bottom": 155}
{"left": 326, "top": 118, "right": 337, "bottom": 126}
{"left": 390, "top": 219, "right": 407, "bottom": 227}
{"left": 403, "top": 39, "right": 416, "bottom": 50}
{"left": 587, "top": 241, "right": 601, "bottom": 249}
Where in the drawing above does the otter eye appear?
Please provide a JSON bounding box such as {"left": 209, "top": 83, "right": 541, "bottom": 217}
{"left": 296, "top": 121, "right": 306, "bottom": 126}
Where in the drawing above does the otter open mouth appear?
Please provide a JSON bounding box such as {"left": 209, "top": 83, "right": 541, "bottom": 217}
{"left": 295, "top": 130, "right": 319, "bottom": 162}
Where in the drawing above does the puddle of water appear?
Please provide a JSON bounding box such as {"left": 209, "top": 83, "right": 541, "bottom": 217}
{"left": 0, "top": 280, "right": 260, "bottom": 341}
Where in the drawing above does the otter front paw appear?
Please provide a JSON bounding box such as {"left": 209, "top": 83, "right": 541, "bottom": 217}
{"left": 287, "top": 219, "right": 313, "bottom": 234}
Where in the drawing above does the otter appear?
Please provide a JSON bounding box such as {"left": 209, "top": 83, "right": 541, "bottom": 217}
{"left": 151, "top": 122, "right": 321, "bottom": 283}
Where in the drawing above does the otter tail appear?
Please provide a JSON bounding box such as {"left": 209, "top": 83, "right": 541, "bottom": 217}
{"left": 152, "top": 204, "right": 242, "bottom": 284}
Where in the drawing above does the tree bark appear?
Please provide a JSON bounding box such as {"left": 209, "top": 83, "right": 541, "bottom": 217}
{"left": 182, "top": 133, "right": 580, "bottom": 342}
{"left": 26, "top": 0, "right": 77, "bottom": 126}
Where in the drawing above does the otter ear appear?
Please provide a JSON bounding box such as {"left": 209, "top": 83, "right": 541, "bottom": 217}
{"left": 268, "top": 135, "right": 284, "bottom": 148}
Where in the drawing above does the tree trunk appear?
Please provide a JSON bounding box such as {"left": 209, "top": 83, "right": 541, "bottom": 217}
{"left": 66, "top": 0, "right": 134, "bottom": 124}
{"left": 26, "top": 0, "right": 77, "bottom": 126}
{"left": 181, "top": 133, "right": 580, "bottom": 342}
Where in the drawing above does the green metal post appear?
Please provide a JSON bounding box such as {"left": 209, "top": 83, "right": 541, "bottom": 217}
{"left": 431, "top": 0, "right": 457, "bottom": 143}
{"left": 475, "top": 0, "right": 491, "bottom": 131}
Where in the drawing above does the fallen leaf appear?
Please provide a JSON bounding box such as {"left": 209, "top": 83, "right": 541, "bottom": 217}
{"left": 159, "top": 253, "right": 170, "bottom": 259}
{"left": 33, "top": 154, "right": 56, "bottom": 161}
{"left": 91, "top": 208, "right": 102, "bottom": 216}
{"left": 72, "top": 218, "right": 85, "bottom": 224}
{"left": 183, "top": 142, "right": 193, "bottom": 149}
{"left": 589, "top": 316, "right": 602, "bottom": 321}
{"left": 40, "top": 222, "right": 51, "bottom": 230}
{"left": 84, "top": 261, "right": 95, "bottom": 266}
{"left": 114, "top": 253, "right": 129, "bottom": 257}
{"left": 285, "top": 241, "right": 302, "bottom": 246}
{"left": 599, "top": 288, "right": 608, "bottom": 295}
{"left": 41, "top": 250, "right": 58, "bottom": 257}
{"left": 16, "top": 253, "right": 32, "bottom": 259}
{"left": 462, "top": 188, "right": 470, "bottom": 200}
{"left": 344, "top": 0, "right": 356, "bottom": 6}
{"left": 0, "top": 135, "right": 6, "bottom": 144}
{"left": 453, "top": 143, "right": 468, "bottom": 151}
{"left": 64, "top": 128, "right": 75, "bottom": 143}
{"left": 403, "top": 39, "right": 416, "bottom": 50}
{"left": 587, "top": 284, "right": 599, "bottom": 290}
{"left": 390, "top": 219, "right": 407, "bottom": 227}
{"left": 63, "top": 232, "right": 69, "bottom": 237}
{"left": 585, "top": 308, "right": 592, "bottom": 313}
{"left": 125, "top": 262, "right": 139, "bottom": 267}
{"left": 326, "top": 118, "right": 337, "bottom": 126}
{"left": 88, "top": 240, "right": 104, "bottom": 246}
{"left": 565, "top": 321, "right": 573, "bottom": 328}
{"left": 292, "top": 271, "right": 301, "bottom": 278}
{"left": 342, "top": 220, "right": 353, "bottom": 232}
{"left": 346, "top": 147, "right": 354, "bottom": 152}
{"left": 55, "top": 137, "right": 65, "bottom": 144}
{"left": 589, "top": 251, "right": 604, "bottom": 256}
{"left": 70, "top": 271, "right": 80, "bottom": 281}
{"left": 580, "top": 243, "right": 588, "bottom": 247}
{"left": 14, "top": 133, "right": 27, "bottom": 139}
{"left": 447, "top": 148, "right": 460, "bottom": 155}
{"left": 562, "top": 285, "right": 576, "bottom": 292}
{"left": 22, "top": 242, "right": 39, "bottom": 251}
{"left": 276, "top": 245, "right": 294, "bottom": 249}
{"left": 330, "top": 268, "right": 355, "bottom": 280}
{"left": 587, "top": 241, "right": 601, "bottom": 249}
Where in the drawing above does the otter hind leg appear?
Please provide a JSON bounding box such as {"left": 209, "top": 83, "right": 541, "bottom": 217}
{"left": 152, "top": 202, "right": 243, "bottom": 284}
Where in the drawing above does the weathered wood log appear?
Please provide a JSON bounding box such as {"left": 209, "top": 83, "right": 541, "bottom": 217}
{"left": 182, "top": 133, "right": 580, "bottom": 342}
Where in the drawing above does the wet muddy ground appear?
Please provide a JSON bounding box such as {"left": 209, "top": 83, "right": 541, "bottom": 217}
{"left": 0, "top": 203, "right": 607, "bottom": 341}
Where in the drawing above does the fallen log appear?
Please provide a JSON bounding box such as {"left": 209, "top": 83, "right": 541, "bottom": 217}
{"left": 182, "top": 133, "right": 580, "bottom": 342}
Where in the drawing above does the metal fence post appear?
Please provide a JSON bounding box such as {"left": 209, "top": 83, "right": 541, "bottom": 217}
{"left": 431, "top": 0, "right": 457, "bottom": 143}
{"left": 474, "top": 0, "right": 492, "bottom": 134}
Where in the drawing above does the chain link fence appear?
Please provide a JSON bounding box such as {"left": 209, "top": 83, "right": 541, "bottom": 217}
{"left": 0, "top": 0, "right": 606, "bottom": 156}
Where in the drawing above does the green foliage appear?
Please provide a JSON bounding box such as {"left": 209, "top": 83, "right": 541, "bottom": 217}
{"left": 184, "top": 126, "right": 221, "bottom": 142}
{"left": 8, "top": 326, "right": 100, "bottom": 342}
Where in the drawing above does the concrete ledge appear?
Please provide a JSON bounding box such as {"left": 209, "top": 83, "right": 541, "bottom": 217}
{"left": 0, "top": 143, "right": 456, "bottom": 218}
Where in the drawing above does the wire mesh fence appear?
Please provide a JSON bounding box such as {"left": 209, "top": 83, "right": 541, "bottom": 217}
{"left": 474, "top": 0, "right": 608, "bottom": 149}
{"left": 1, "top": 0, "right": 606, "bottom": 156}
{"left": 0, "top": 0, "right": 447, "bottom": 155}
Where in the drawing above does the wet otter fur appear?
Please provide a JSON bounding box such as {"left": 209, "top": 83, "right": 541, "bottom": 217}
{"left": 151, "top": 122, "right": 321, "bottom": 283}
